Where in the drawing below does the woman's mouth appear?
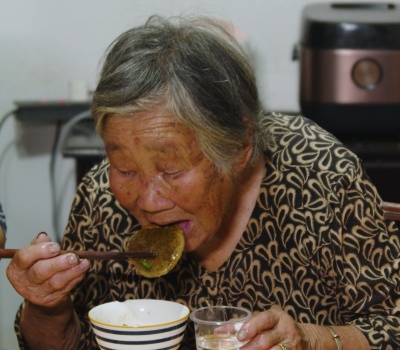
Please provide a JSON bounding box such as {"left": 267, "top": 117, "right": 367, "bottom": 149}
{"left": 177, "top": 220, "right": 191, "bottom": 235}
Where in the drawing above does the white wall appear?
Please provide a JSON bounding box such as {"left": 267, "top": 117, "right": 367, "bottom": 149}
{"left": 0, "top": 0, "right": 362, "bottom": 348}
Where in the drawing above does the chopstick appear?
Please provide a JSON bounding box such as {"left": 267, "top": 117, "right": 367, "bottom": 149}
{"left": 0, "top": 249, "right": 156, "bottom": 260}
{"left": 380, "top": 201, "right": 400, "bottom": 221}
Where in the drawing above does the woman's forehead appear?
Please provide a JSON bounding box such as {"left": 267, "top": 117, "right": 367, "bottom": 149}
{"left": 104, "top": 113, "right": 198, "bottom": 154}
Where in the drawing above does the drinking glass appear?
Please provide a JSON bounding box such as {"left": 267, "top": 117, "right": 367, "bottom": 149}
{"left": 190, "top": 306, "right": 252, "bottom": 350}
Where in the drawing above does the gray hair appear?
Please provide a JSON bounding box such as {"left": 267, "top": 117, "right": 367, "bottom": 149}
{"left": 92, "top": 15, "right": 269, "bottom": 173}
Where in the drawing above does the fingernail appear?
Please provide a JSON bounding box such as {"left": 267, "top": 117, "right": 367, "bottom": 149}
{"left": 79, "top": 259, "right": 90, "bottom": 270}
{"left": 37, "top": 231, "right": 48, "bottom": 238}
{"left": 237, "top": 329, "right": 248, "bottom": 341}
{"left": 46, "top": 243, "right": 60, "bottom": 254}
{"left": 65, "top": 253, "right": 79, "bottom": 265}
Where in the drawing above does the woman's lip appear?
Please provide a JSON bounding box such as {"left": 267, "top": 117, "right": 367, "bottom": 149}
{"left": 177, "top": 220, "right": 191, "bottom": 234}
{"left": 144, "top": 220, "right": 191, "bottom": 234}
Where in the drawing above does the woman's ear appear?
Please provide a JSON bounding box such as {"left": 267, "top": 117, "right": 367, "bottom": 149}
{"left": 233, "top": 130, "right": 254, "bottom": 174}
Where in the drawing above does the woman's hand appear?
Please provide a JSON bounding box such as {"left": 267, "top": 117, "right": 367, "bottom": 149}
{"left": 6, "top": 232, "right": 90, "bottom": 308}
{"left": 6, "top": 233, "right": 88, "bottom": 349}
{"left": 238, "top": 305, "right": 309, "bottom": 350}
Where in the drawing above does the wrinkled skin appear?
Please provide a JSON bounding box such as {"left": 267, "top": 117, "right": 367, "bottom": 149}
{"left": 6, "top": 233, "right": 89, "bottom": 308}
{"left": 104, "top": 111, "right": 248, "bottom": 265}
{"left": 238, "top": 306, "right": 307, "bottom": 350}
{"left": 213, "top": 305, "right": 307, "bottom": 349}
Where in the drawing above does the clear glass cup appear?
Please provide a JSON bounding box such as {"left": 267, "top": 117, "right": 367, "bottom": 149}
{"left": 190, "top": 306, "right": 252, "bottom": 350}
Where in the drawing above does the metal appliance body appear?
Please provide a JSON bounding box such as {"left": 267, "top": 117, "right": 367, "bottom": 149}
{"left": 298, "top": 3, "right": 400, "bottom": 136}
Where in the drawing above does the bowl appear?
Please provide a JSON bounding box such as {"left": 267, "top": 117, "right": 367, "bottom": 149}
{"left": 88, "top": 299, "right": 190, "bottom": 350}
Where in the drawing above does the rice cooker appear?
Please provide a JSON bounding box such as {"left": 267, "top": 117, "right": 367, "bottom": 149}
{"left": 297, "top": 2, "right": 400, "bottom": 137}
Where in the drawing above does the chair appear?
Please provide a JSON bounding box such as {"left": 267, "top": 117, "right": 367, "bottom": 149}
{"left": 380, "top": 201, "right": 400, "bottom": 221}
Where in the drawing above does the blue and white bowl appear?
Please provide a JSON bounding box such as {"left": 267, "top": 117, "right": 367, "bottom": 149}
{"left": 89, "top": 299, "right": 190, "bottom": 350}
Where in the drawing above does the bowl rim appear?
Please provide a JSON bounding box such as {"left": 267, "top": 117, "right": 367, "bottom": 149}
{"left": 88, "top": 299, "right": 190, "bottom": 329}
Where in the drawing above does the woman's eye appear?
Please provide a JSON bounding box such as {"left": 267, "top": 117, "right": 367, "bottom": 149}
{"left": 122, "top": 170, "right": 136, "bottom": 177}
{"left": 164, "top": 170, "right": 183, "bottom": 177}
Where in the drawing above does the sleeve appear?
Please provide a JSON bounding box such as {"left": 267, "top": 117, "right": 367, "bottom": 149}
{"left": 14, "top": 303, "right": 27, "bottom": 350}
{"left": 328, "top": 157, "right": 400, "bottom": 349}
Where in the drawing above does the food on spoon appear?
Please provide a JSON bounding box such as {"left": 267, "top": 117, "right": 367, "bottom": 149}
{"left": 140, "top": 259, "right": 153, "bottom": 271}
{"left": 127, "top": 224, "right": 184, "bottom": 278}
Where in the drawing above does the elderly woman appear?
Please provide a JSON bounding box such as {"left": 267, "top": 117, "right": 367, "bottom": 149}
{"left": 7, "top": 15, "right": 400, "bottom": 350}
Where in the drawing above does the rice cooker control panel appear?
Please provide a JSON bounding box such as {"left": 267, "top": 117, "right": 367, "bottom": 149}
{"left": 352, "top": 58, "right": 382, "bottom": 90}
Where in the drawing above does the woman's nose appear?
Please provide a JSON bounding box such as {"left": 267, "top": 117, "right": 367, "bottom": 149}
{"left": 136, "top": 177, "right": 174, "bottom": 212}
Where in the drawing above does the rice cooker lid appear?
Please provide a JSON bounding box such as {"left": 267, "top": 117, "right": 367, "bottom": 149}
{"left": 301, "top": 2, "right": 400, "bottom": 50}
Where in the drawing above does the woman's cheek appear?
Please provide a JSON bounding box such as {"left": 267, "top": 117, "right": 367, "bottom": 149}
{"left": 110, "top": 174, "right": 135, "bottom": 206}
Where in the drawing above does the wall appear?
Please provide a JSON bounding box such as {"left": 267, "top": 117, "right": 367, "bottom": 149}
{"left": 0, "top": 0, "right": 362, "bottom": 348}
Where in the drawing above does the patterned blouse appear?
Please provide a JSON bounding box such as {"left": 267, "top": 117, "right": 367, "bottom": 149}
{"left": 15, "top": 114, "right": 400, "bottom": 349}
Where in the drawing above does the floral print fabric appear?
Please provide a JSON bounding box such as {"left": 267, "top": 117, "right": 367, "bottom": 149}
{"left": 14, "top": 114, "right": 400, "bottom": 349}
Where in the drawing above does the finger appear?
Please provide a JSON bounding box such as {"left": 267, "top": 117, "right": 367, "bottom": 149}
{"left": 27, "top": 261, "right": 90, "bottom": 307}
{"left": 270, "top": 304, "right": 282, "bottom": 311}
{"left": 28, "top": 253, "right": 88, "bottom": 284}
{"left": 45, "top": 257, "right": 90, "bottom": 292}
{"left": 13, "top": 241, "right": 61, "bottom": 269}
{"left": 271, "top": 346, "right": 288, "bottom": 350}
{"left": 239, "top": 328, "right": 281, "bottom": 350}
{"left": 32, "top": 232, "right": 51, "bottom": 244}
{"left": 239, "top": 309, "right": 281, "bottom": 340}
{"left": 249, "top": 331, "right": 282, "bottom": 349}
{"left": 26, "top": 275, "right": 89, "bottom": 307}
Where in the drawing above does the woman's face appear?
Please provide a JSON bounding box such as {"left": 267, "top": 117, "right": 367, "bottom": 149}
{"left": 104, "top": 110, "right": 237, "bottom": 253}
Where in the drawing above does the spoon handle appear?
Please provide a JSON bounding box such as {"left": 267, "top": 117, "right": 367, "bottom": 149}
{"left": 0, "top": 249, "right": 155, "bottom": 260}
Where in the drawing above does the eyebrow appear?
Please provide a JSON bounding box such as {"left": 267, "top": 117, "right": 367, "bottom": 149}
{"left": 105, "top": 142, "right": 120, "bottom": 153}
{"left": 104, "top": 140, "right": 176, "bottom": 154}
